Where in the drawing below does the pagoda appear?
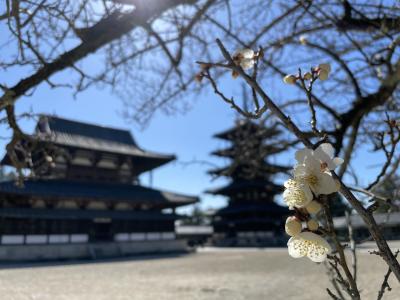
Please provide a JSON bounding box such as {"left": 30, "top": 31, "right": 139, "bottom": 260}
{"left": 0, "top": 115, "right": 197, "bottom": 261}
{"left": 207, "top": 120, "right": 289, "bottom": 246}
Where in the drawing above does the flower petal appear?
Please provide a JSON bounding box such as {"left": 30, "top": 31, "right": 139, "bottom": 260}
{"left": 283, "top": 180, "right": 313, "bottom": 209}
{"left": 240, "top": 58, "right": 255, "bottom": 70}
{"left": 332, "top": 157, "right": 344, "bottom": 168}
{"left": 315, "top": 172, "right": 340, "bottom": 195}
{"left": 293, "top": 164, "right": 308, "bottom": 178}
{"left": 240, "top": 48, "right": 254, "bottom": 59}
{"left": 287, "top": 236, "right": 307, "bottom": 258}
{"left": 308, "top": 246, "right": 329, "bottom": 263}
{"left": 295, "top": 232, "right": 331, "bottom": 263}
{"left": 295, "top": 148, "right": 312, "bottom": 164}
{"left": 313, "top": 147, "right": 331, "bottom": 165}
{"left": 304, "top": 155, "right": 321, "bottom": 173}
{"left": 319, "top": 143, "right": 334, "bottom": 157}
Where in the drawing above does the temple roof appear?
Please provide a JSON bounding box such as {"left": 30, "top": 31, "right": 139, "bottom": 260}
{"left": 215, "top": 203, "right": 288, "bottom": 216}
{"left": 0, "top": 207, "right": 181, "bottom": 220}
{"left": 211, "top": 145, "right": 285, "bottom": 158}
{"left": 206, "top": 180, "right": 283, "bottom": 196}
{"left": 208, "top": 163, "right": 290, "bottom": 178}
{"left": 0, "top": 179, "right": 198, "bottom": 208}
{"left": 214, "top": 217, "right": 284, "bottom": 226}
{"left": 1, "top": 115, "right": 175, "bottom": 171}
{"left": 214, "top": 120, "right": 280, "bottom": 141}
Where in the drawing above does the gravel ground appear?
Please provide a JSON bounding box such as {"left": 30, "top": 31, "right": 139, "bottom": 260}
{"left": 0, "top": 247, "right": 398, "bottom": 300}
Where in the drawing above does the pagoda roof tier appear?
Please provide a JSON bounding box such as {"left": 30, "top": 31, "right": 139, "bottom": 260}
{"left": 206, "top": 180, "right": 283, "bottom": 196}
{"left": 211, "top": 145, "right": 285, "bottom": 158}
{"left": 0, "top": 179, "right": 198, "bottom": 208}
{"left": 0, "top": 207, "right": 181, "bottom": 221}
{"left": 214, "top": 120, "right": 280, "bottom": 141}
{"left": 215, "top": 203, "right": 287, "bottom": 216}
{"left": 208, "top": 163, "right": 290, "bottom": 177}
{"left": 214, "top": 217, "right": 283, "bottom": 226}
{"left": 1, "top": 115, "right": 175, "bottom": 173}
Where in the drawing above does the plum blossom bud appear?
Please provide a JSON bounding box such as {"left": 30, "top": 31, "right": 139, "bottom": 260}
{"left": 195, "top": 73, "right": 203, "bottom": 83}
{"left": 45, "top": 156, "right": 53, "bottom": 163}
{"left": 283, "top": 74, "right": 297, "bottom": 84}
{"left": 299, "top": 35, "right": 308, "bottom": 45}
{"left": 200, "top": 63, "right": 211, "bottom": 71}
{"left": 318, "top": 69, "right": 329, "bottom": 80}
{"left": 231, "top": 70, "right": 239, "bottom": 79}
{"left": 318, "top": 63, "right": 331, "bottom": 73}
{"left": 315, "top": 63, "right": 331, "bottom": 81}
{"left": 303, "top": 72, "right": 312, "bottom": 80}
{"left": 305, "top": 200, "right": 322, "bottom": 214}
{"left": 285, "top": 216, "right": 302, "bottom": 237}
{"left": 307, "top": 219, "right": 319, "bottom": 231}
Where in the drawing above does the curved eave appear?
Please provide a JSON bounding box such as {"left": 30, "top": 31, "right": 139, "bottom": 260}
{"left": 0, "top": 179, "right": 198, "bottom": 208}
{"left": 0, "top": 144, "right": 176, "bottom": 176}
{"left": 215, "top": 204, "right": 288, "bottom": 216}
{"left": 208, "top": 164, "right": 290, "bottom": 177}
{"left": 214, "top": 123, "right": 281, "bottom": 141}
{"left": 211, "top": 145, "right": 285, "bottom": 158}
{"left": 0, "top": 207, "right": 184, "bottom": 220}
{"left": 214, "top": 217, "right": 284, "bottom": 225}
{"left": 206, "top": 183, "right": 283, "bottom": 196}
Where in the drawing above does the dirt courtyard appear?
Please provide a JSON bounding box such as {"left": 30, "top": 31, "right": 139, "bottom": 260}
{"left": 0, "top": 247, "right": 398, "bottom": 300}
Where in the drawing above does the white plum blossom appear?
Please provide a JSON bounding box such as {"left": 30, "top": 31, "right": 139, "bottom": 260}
{"left": 232, "top": 48, "right": 255, "bottom": 70}
{"left": 288, "top": 231, "right": 331, "bottom": 262}
{"left": 295, "top": 143, "right": 343, "bottom": 171}
{"left": 283, "top": 179, "right": 313, "bottom": 209}
{"left": 313, "top": 143, "right": 344, "bottom": 171}
{"left": 294, "top": 155, "right": 340, "bottom": 196}
{"left": 283, "top": 143, "right": 343, "bottom": 261}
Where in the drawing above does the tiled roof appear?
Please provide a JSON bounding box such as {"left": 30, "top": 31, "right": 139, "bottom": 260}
{"left": 37, "top": 115, "right": 175, "bottom": 160}
{"left": 0, "top": 179, "right": 198, "bottom": 208}
{"left": 206, "top": 180, "right": 283, "bottom": 196}
{"left": 214, "top": 120, "right": 280, "bottom": 140}
{"left": 0, "top": 207, "right": 181, "bottom": 220}
{"left": 216, "top": 203, "right": 288, "bottom": 215}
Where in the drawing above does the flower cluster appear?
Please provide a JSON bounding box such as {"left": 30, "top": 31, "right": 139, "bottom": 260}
{"left": 195, "top": 48, "right": 261, "bottom": 82}
{"left": 232, "top": 48, "right": 256, "bottom": 70}
{"left": 283, "top": 143, "right": 343, "bottom": 262}
{"left": 230, "top": 48, "right": 263, "bottom": 78}
{"left": 283, "top": 63, "right": 331, "bottom": 84}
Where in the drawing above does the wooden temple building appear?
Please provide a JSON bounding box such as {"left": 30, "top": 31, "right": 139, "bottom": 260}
{"left": 207, "top": 120, "right": 289, "bottom": 246}
{"left": 0, "top": 115, "right": 197, "bottom": 261}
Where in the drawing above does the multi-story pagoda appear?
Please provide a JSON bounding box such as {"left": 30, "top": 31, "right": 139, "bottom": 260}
{"left": 207, "top": 120, "right": 289, "bottom": 246}
{"left": 0, "top": 115, "right": 197, "bottom": 261}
